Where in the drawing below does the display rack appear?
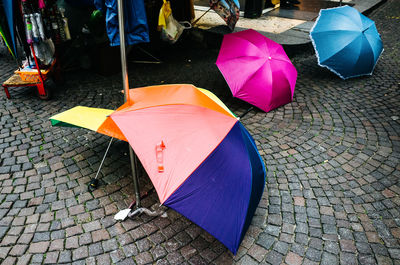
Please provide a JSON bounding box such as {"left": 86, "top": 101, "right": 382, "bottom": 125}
{"left": 2, "top": 43, "right": 60, "bottom": 99}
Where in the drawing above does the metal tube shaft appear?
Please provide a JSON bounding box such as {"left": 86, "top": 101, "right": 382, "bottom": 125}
{"left": 117, "top": 0, "right": 141, "bottom": 208}
{"left": 118, "top": 0, "right": 129, "bottom": 102}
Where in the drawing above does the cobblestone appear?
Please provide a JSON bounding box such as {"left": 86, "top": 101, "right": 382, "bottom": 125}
{"left": 0, "top": 0, "right": 399, "bottom": 264}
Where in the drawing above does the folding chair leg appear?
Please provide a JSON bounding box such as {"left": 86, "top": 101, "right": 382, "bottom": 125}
{"left": 2, "top": 85, "right": 10, "bottom": 99}
{"left": 37, "top": 83, "right": 46, "bottom": 96}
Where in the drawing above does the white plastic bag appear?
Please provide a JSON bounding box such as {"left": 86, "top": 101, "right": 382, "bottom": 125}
{"left": 158, "top": 0, "right": 191, "bottom": 44}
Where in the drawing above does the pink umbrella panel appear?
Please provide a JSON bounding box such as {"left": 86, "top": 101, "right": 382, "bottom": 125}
{"left": 216, "top": 29, "right": 297, "bottom": 112}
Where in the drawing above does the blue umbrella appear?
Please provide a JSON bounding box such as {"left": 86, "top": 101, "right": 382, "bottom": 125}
{"left": 309, "top": 5, "right": 383, "bottom": 79}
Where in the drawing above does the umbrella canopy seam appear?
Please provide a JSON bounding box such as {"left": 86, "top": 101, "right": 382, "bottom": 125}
{"left": 315, "top": 33, "right": 361, "bottom": 65}
{"left": 224, "top": 34, "right": 269, "bottom": 57}
{"left": 114, "top": 103, "right": 236, "bottom": 118}
{"left": 159, "top": 120, "right": 239, "bottom": 204}
{"left": 328, "top": 9, "right": 363, "bottom": 30}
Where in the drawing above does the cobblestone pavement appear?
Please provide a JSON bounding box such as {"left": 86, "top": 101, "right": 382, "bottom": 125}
{"left": 0, "top": 0, "right": 399, "bottom": 264}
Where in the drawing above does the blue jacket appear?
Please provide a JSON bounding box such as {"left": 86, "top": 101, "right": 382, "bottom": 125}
{"left": 94, "top": 0, "right": 149, "bottom": 46}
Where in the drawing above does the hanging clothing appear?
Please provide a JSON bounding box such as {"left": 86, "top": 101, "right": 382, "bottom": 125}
{"left": 94, "top": 0, "right": 149, "bottom": 46}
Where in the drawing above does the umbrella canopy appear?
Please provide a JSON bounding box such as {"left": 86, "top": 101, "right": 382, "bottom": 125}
{"left": 50, "top": 106, "right": 127, "bottom": 141}
{"left": 309, "top": 5, "right": 383, "bottom": 79}
{"left": 216, "top": 29, "right": 297, "bottom": 112}
{"left": 50, "top": 84, "right": 266, "bottom": 254}
{"left": 210, "top": 0, "right": 240, "bottom": 31}
{"left": 0, "top": 16, "right": 14, "bottom": 57}
{"left": 1, "top": 0, "right": 17, "bottom": 58}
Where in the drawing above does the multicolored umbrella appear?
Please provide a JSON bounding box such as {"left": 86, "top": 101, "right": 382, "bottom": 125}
{"left": 309, "top": 5, "right": 384, "bottom": 79}
{"left": 50, "top": 84, "right": 266, "bottom": 254}
{"left": 216, "top": 29, "right": 297, "bottom": 112}
{"left": 210, "top": 0, "right": 240, "bottom": 31}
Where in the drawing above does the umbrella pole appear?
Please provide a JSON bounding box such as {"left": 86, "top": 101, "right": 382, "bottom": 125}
{"left": 117, "top": 0, "right": 141, "bottom": 209}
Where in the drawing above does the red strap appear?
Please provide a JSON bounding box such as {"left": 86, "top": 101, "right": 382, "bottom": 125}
{"left": 156, "top": 141, "right": 166, "bottom": 172}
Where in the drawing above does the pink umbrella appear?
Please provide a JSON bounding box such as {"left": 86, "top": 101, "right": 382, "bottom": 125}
{"left": 216, "top": 29, "right": 297, "bottom": 112}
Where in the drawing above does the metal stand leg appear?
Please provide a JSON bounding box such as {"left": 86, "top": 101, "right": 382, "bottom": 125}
{"left": 88, "top": 137, "right": 114, "bottom": 191}
{"left": 129, "top": 146, "right": 141, "bottom": 209}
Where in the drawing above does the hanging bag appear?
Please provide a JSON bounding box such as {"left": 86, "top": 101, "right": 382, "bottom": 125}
{"left": 158, "top": 0, "right": 191, "bottom": 44}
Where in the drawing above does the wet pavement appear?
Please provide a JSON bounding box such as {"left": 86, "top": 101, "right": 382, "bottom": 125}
{"left": 193, "top": 0, "right": 384, "bottom": 45}
{"left": 0, "top": 0, "right": 399, "bottom": 264}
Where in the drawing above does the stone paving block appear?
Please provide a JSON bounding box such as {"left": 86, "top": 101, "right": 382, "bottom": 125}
{"left": 0, "top": 246, "right": 11, "bottom": 259}
{"left": 135, "top": 251, "right": 153, "bottom": 265}
{"left": 257, "top": 233, "right": 275, "bottom": 249}
{"left": 285, "top": 251, "right": 303, "bottom": 265}
{"left": 122, "top": 242, "right": 138, "bottom": 258}
{"left": 0, "top": 2, "right": 400, "bottom": 264}
{"left": 340, "top": 252, "right": 357, "bottom": 265}
{"left": 66, "top": 236, "right": 79, "bottom": 249}
{"left": 9, "top": 244, "right": 28, "bottom": 256}
{"left": 376, "top": 255, "right": 394, "bottom": 265}
{"left": 28, "top": 241, "right": 49, "bottom": 253}
{"left": 2, "top": 256, "right": 17, "bottom": 265}
{"left": 389, "top": 249, "right": 400, "bottom": 260}
{"left": 17, "top": 233, "right": 33, "bottom": 245}
{"left": 1, "top": 235, "right": 18, "bottom": 246}
{"left": 265, "top": 250, "right": 283, "bottom": 265}
{"left": 72, "top": 245, "right": 89, "bottom": 261}
{"left": 16, "top": 254, "right": 32, "bottom": 265}
{"left": 44, "top": 251, "right": 59, "bottom": 264}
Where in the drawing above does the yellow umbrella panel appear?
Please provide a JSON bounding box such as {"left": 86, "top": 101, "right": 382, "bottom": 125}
{"left": 50, "top": 106, "right": 126, "bottom": 141}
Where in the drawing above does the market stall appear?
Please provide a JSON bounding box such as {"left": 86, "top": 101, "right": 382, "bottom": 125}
{"left": 1, "top": 0, "right": 65, "bottom": 99}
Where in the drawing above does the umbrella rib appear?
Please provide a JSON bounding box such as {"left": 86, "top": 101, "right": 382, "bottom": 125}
{"left": 317, "top": 33, "right": 361, "bottom": 64}
{"left": 271, "top": 57, "right": 293, "bottom": 64}
{"left": 162, "top": 119, "right": 238, "bottom": 204}
{"left": 219, "top": 55, "right": 266, "bottom": 63}
{"left": 115, "top": 103, "right": 234, "bottom": 117}
{"left": 363, "top": 28, "right": 383, "bottom": 62}
{"left": 234, "top": 60, "right": 270, "bottom": 97}
{"left": 351, "top": 34, "right": 375, "bottom": 76}
{"left": 312, "top": 29, "right": 361, "bottom": 35}
{"left": 225, "top": 34, "right": 268, "bottom": 55}
{"left": 328, "top": 9, "right": 363, "bottom": 30}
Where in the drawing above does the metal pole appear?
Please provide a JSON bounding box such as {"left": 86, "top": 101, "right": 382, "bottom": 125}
{"left": 118, "top": 0, "right": 130, "bottom": 103}
{"left": 117, "top": 0, "right": 141, "bottom": 208}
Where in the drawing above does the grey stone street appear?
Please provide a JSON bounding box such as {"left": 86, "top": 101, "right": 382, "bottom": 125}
{"left": 0, "top": 0, "right": 399, "bottom": 264}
